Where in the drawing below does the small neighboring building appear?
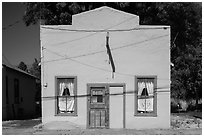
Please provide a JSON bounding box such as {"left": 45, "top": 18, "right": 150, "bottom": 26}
{"left": 41, "top": 6, "right": 170, "bottom": 129}
{"left": 2, "top": 62, "right": 40, "bottom": 120}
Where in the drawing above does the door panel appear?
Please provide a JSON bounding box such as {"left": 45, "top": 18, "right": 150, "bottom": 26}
{"left": 88, "top": 85, "right": 109, "bottom": 128}
{"left": 109, "top": 87, "right": 123, "bottom": 128}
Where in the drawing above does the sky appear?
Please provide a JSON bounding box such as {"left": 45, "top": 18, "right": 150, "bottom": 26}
{"left": 2, "top": 2, "right": 40, "bottom": 66}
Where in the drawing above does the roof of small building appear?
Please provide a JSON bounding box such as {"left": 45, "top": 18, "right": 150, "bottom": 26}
{"left": 2, "top": 59, "right": 39, "bottom": 79}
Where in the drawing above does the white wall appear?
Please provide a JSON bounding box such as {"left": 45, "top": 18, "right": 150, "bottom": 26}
{"left": 109, "top": 86, "right": 123, "bottom": 128}
{"left": 41, "top": 6, "right": 170, "bottom": 129}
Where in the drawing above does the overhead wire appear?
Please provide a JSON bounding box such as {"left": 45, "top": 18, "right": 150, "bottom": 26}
{"left": 3, "top": 20, "right": 21, "bottom": 30}
{"left": 41, "top": 16, "right": 138, "bottom": 47}
{"left": 43, "top": 33, "right": 169, "bottom": 63}
{"left": 41, "top": 87, "right": 171, "bottom": 101}
{"left": 41, "top": 26, "right": 169, "bottom": 32}
{"left": 43, "top": 45, "right": 171, "bottom": 81}
{"left": 41, "top": 15, "right": 170, "bottom": 81}
{"left": 40, "top": 10, "right": 171, "bottom": 103}
{"left": 43, "top": 47, "right": 114, "bottom": 73}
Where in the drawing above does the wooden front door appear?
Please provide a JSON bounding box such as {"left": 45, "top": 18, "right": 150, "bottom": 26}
{"left": 87, "top": 84, "right": 109, "bottom": 128}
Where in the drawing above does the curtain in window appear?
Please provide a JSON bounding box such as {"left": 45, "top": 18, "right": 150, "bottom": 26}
{"left": 138, "top": 81, "right": 154, "bottom": 112}
{"left": 58, "top": 81, "right": 75, "bottom": 112}
{"left": 138, "top": 82, "right": 145, "bottom": 95}
{"left": 67, "top": 82, "right": 74, "bottom": 111}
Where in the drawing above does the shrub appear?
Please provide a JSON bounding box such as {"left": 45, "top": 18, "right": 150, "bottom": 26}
{"left": 171, "top": 98, "right": 179, "bottom": 113}
{"left": 171, "top": 98, "right": 189, "bottom": 112}
{"left": 179, "top": 100, "right": 188, "bottom": 111}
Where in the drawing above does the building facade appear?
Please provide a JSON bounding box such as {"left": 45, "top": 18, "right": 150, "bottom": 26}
{"left": 41, "top": 6, "right": 170, "bottom": 129}
{"left": 2, "top": 63, "right": 40, "bottom": 120}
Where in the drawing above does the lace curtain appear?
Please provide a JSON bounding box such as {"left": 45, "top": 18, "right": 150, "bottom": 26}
{"left": 138, "top": 81, "right": 154, "bottom": 112}
{"left": 58, "top": 80, "right": 75, "bottom": 113}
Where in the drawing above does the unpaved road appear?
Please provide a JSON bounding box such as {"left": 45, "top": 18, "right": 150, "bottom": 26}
{"left": 2, "top": 113, "right": 202, "bottom": 135}
{"left": 2, "top": 126, "right": 202, "bottom": 135}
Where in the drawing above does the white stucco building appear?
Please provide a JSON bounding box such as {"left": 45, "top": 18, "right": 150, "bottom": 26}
{"left": 40, "top": 6, "right": 170, "bottom": 129}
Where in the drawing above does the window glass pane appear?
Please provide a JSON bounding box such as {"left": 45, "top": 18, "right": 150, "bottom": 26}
{"left": 138, "top": 98, "right": 153, "bottom": 113}
{"left": 58, "top": 97, "right": 66, "bottom": 113}
{"left": 97, "top": 95, "right": 103, "bottom": 103}
{"left": 91, "top": 95, "right": 104, "bottom": 103}
{"left": 57, "top": 78, "right": 76, "bottom": 114}
{"left": 58, "top": 78, "right": 74, "bottom": 96}
{"left": 91, "top": 96, "right": 97, "bottom": 103}
{"left": 146, "top": 81, "right": 154, "bottom": 96}
{"left": 137, "top": 78, "right": 155, "bottom": 114}
{"left": 91, "top": 89, "right": 104, "bottom": 103}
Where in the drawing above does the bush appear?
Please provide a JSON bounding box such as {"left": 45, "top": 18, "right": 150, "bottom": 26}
{"left": 171, "top": 98, "right": 202, "bottom": 112}
{"left": 179, "top": 100, "right": 188, "bottom": 111}
{"left": 171, "top": 98, "right": 189, "bottom": 112}
{"left": 171, "top": 98, "right": 179, "bottom": 113}
{"left": 187, "top": 99, "right": 196, "bottom": 111}
{"left": 187, "top": 99, "right": 202, "bottom": 111}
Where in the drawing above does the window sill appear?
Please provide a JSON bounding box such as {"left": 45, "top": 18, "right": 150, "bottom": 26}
{"left": 55, "top": 113, "right": 78, "bottom": 117}
{"left": 134, "top": 113, "right": 157, "bottom": 117}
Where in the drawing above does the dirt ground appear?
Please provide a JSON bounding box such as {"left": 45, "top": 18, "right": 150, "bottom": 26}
{"left": 2, "top": 113, "right": 202, "bottom": 135}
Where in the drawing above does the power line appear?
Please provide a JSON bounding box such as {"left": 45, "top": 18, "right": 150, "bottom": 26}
{"left": 43, "top": 34, "right": 169, "bottom": 63}
{"left": 107, "top": 34, "right": 169, "bottom": 51}
{"left": 43, "top": 48, "right": 114, "bottom": 73}
{"left": 3, "top": 20, "right": 21, "bottom": 30}
{"left": 41, "top": 26, "right": 169, "bottom": 32}
{"left": 42, "top": 43, "right": 170, "bottom": 81}
{"left": 42, "top": 16, "right": 138, "bottom": 47}
{"left": 41, "top": 87, "right": 171, "bottom": 101}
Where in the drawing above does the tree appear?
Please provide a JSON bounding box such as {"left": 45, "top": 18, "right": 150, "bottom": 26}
{"left": 17, "top": 61, "right": 28, "bottom": 72}
{"left": 23, "top": 2, "right": 202, "bottom": 103}
{"left": 29, "top": 58, "right": 41, "bottom": 79}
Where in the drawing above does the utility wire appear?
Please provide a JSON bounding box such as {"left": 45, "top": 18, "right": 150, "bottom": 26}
{"left": 41, "top": 26, "right": 169, "bottom": 32}
{"left": 42, "top": 16, "right": 138, "bottom": 47}
{"left": 43, "top": 44, "right": 170, "bottom": 81}
{"left": 43, "top": 34, "right": 169, "bottom": 63}
{"left": 3, "top": 20, "right": 21, "bottom": 30}
{"left": 41, "top": 87, "right": 171, "bottom": 101}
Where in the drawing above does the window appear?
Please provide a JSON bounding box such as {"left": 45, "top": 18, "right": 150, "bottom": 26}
{"left": 91, "top": 89, "right": 105, "bottom": 104}
{"left": 135, "top": 76, "right": 157, "bottom": 116}
{"left": 14, "top": 79, "right": 20, "bottom": 104}
{"left": 56, "top": 76, "right": 77, "bottom": 116}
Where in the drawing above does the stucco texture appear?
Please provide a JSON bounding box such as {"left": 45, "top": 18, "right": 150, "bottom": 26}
{"left": 41, "top": 6, "right": 170, "bottom": 129}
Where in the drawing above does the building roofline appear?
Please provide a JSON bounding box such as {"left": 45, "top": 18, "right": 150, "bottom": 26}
{"left": 73, "top": 6, "right": 139, "bottom": 18}
{"left": 2, "top": 63, "right": 39, "bottom": 79}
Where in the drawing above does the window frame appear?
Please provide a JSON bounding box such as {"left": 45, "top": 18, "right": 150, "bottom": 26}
{"left": 55, "top": 76, "right": 77, "bottom": 116}
{"left": 134, "top": 75, "right": 157, "bottom": 117}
